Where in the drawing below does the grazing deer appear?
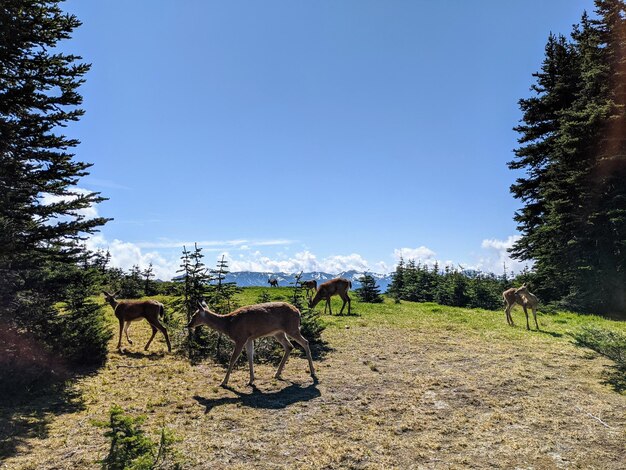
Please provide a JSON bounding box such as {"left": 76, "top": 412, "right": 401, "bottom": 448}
{"left": 268, "top": 278, "right": 279, "bottom": 287}
{"left": 503, "top": 284, "right": 539, "bottom": 330}
{"left": 188, "top": 301, "right": 316, "bottom": 387}
{"left": 309, "top": 278, "right": 352, "bottom": 315}
{"left": 103, "top": 291, "right": 172, "bottom": 353}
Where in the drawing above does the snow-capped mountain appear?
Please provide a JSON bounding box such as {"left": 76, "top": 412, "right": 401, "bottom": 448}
{"left": 173, "top": 271, "right": 393, "bottom": 292}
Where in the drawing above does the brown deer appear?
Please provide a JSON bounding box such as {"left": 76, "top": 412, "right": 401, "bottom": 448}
{"left": 268, "top": 278, "right": 279, "bottom": 287}
{"left": 188, "top": 301, "right": 316, "bottom": 387}
{"left": 503, "top": 284, "right": 539, "bottom": 330}
{"left": 300, "top": 280, "right": 318, "bottom": 299}
{"left": 103, "top": 291, "right": 172, "bottom": 353}
{"left": 309, "top": 278, "right": 352, "bottom": 315}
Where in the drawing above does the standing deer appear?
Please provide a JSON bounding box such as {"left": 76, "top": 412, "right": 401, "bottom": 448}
{"left": 300, "top": 280, "right": 318, "bottom": 299}
{"left": 268, "top": 278, "right": 279, "bottom": 287}
{"left": 188, "top": 301, "right": 316, "bottom": 387}
{"left": 103, "top": 291, "right": 172, "bottom": 353}
{"left": 503, "top": 284, "right": 539, "bottom": 330}
{"left": 309, "top": 278, "right": 352, "bottom": 315}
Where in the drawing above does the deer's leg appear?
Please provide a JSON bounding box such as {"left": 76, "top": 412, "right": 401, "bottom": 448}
{"left": 289, "top": 331, "right": 316, "bottom": 380}
{"left": 532, "top": 306, "right": 539, "bottom": 330}
{"left": 124, "top": 321, "right": 133, "bottom": 345}
{"left": 339, "top": 293, "right": 351, "bottom": 315}
{"left": 222, "top": 341, "right": 246, "bottom": 387}
{"left": 144, "top": 324, "right": 158, "bottom": 351}
{"left": 117, "top": 318, "right": 125, "bottom": 352}
{"left": 245, "top": 339, "right": 255, "bottom": 386}
{"left": 148, "top": 318, "right": 172, "bottom": 352}
{"left": 273, "top": 333, "right": 293, "bottom": 379}
{"left": 326, "top": 298, "right": 333, "bottom": 316}
{"left": 523, "top": 305, "right": 530, "bottom": 330}
{"left": 504, "top": 302, "right": 514, "bottom": 326}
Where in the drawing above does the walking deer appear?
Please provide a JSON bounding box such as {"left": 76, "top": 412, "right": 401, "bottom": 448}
{"left": 503, "top": 284, "right": 539, "bottom": 330}
{"left": 268, "top": 278, "right": 279, "bottom": 287}
{"left": 309, "top": 278, "right": 352, "bottom": 315}
{"left": 188, "top": 301, "right": 316, "bottom": 387}
{"left": 103, "top": 291, "right": 172, "bottom": 353}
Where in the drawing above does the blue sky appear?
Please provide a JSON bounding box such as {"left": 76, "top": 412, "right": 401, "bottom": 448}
{"left": 60, "top": 0, "right": 594, "bottom": 279}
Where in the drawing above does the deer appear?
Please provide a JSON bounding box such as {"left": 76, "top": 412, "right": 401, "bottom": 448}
{"left": 502, "top": 284, "right": 539, "bottom": 330}
{"left": 309, "top": 278, "right": 352, "bottom": 315}
{"left": 103, "top": 291, "right": 172, "bottom": 353}
{"left": 268, "top": 278, "right": 279, "bottom": 287}
{"left": 300, "top": 280, "right": 318, "bottom": 299}
{"left": 188, "top": 301, "right": 316, "bottom": 387}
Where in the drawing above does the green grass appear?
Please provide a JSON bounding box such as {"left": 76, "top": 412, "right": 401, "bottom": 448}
{"left": 236, "top": 286, "right": 626, "bottom": 341}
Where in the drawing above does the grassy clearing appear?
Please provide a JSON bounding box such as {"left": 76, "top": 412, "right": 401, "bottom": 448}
{"left": 2, "top": 288, "right": 626, "bottom": 469}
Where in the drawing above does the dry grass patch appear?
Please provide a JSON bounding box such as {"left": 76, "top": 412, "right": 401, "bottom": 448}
{"left": 2, "top": 304, "right": 626, "bottom": 469}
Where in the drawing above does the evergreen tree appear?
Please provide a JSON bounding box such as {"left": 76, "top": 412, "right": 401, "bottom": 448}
{"left": 142, "top": 263, "right": 155, "bottom": 296}
{"left": 355, "top": 273, "right": 383, "bottom": 303}
{"left": 387, "top": 257, "right": 405, "bottom": 301}
{"left": 0, "top": 1, "right": 110, "bottom": 381}
{"left": 120, "top": 265, "right": 144, "bottom": 298}
{"left": 509, "top": 1, "right": 626, "bottom": 314}
{"left": 173, "top": 244, "right": 211, "bottom": 361}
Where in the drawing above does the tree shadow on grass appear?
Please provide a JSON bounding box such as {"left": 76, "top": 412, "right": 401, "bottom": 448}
{"left": 0, "top": 368, "right": 94, "bottom": 461}
{"left": 193, "top": 382, "right": 321, "bottom": 414}
{"left": 600, "top": 366, "right": 626, "bottom": 393}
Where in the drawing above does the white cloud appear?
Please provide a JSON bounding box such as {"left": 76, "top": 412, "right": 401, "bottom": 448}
{"left": 84, "top": 235, "right": 380, "bottom": 280}
{"left": 216, "top": 250, "right": 372, "bottom": 274}
{"left": 82, "top": 233, "right": 532, "bottom": 282}
{"left": 134, "top": 238, "right": 293, "bottom": 249}
{"left": 393, "top": 246, "right": 437, "bottom": 264}
{"left": 476, "top": 235, "right": 531, "bottom": 274}
{"left": 86, "top": 234, "right": 179, "bottom": 281}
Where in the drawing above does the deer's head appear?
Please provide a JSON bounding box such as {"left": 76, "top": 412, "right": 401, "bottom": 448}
{"left": 103, "top": 290, "right": 120, "bottom": 303}
{"left": 187, "top": 301, "right": 209, "bottom": 329}
{"left": 515, "top": 284, "right": 529, "bottom": 296}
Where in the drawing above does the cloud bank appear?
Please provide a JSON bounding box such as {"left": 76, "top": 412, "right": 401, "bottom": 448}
{"left": 84, "top": 233, "right": 531, "bottom": 281}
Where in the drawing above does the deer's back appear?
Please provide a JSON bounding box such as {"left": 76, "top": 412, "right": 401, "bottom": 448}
{"left": 228, "top": 302, "right": 300, "bottom": 338}
{"left": 115, "top": 299, "right": 162, "bottom": 319}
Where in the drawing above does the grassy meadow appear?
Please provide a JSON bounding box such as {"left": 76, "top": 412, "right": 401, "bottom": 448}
{"left": 1, "top": 287, "right": 626, "bottom": 469}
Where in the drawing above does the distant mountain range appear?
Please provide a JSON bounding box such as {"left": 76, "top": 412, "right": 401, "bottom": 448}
{"left": 172, "top": 270, "right": 393, "bottom": 292}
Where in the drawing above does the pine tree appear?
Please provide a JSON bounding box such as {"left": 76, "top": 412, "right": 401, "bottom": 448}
{"left": 174, "top": 244, "right": 211, "bottom": 361}
{"left": 355, "top": 273, "right": 383, "bottom": 303}
{"left": 0, "top": 1, "right": 110, "bottom": 380}
{"left": 142, "top": 263, "right": 155, "bottom": 296}
{"left": 509, "top": 0, "right": 626, "bottom": 314}
{"left": 387, "top": 257, "right": 405, "bottom": 301}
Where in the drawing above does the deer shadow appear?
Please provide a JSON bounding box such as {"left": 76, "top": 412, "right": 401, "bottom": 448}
{"left": 193, "top": 381, "right": 320, "bottom": 414}
{"left": 118, "top": 350, "right": 167, "bottom": 361}
{"left": 536, "top": 328, "right": 563, "bottom": 338}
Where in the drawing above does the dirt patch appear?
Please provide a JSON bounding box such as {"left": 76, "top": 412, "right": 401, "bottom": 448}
{"left": 2, "top": 326, "right": 625, "bottom": 469}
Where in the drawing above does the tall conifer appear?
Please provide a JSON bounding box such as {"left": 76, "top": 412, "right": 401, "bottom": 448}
{"left": 509, "top": 0, "right": 626, "bottom": 314}
{"left": 0, "top": 1, "right": 110, "bottom": 372}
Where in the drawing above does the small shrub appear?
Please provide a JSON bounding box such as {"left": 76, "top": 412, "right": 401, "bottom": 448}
{"left": 572, "top": 326, "right": 626, "bottom": 367}
{"left": 97, "top": 405, "right": 182, "bottom": 470}
{"left": 257, "top": 290, "right": 272, "bottom": 303}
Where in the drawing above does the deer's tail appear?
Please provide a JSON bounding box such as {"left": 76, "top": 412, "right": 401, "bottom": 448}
{"left": 159, "top": 304, "right": 165, "bottom": 318}
{"left": 349, "top": 281, "right": 352, "bottom": 289}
